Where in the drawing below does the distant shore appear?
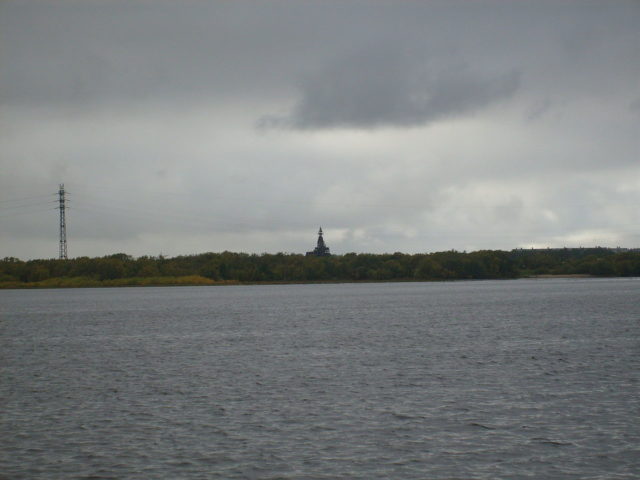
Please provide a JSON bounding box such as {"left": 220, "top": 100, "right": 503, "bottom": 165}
{"left": 0, "top": 274, "right": 619, "bottom": 290}
{"left": 1, "top": 248, "right": 638, "bottom": 288}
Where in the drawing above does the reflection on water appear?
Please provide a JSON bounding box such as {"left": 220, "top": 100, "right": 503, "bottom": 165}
{"left": 1, "top": 278, "right": 639, "bottom": 479}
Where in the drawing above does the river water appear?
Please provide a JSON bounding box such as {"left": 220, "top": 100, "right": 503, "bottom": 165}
{"left": 1, "top": 278, "right": 639, "bottom": 479}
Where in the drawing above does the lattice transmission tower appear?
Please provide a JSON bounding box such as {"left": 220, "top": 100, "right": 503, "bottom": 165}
{"left": 58, "top": 184, "right": 68, "bottom": 259}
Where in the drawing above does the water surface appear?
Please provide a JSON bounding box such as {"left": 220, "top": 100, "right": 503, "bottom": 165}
{"left": 1, "top": 278, "right": 639, "bottom": 479}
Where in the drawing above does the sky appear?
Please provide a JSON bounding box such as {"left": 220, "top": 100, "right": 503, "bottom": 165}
{"left": 1, "top": 0, "right": 639, "bottom": 259}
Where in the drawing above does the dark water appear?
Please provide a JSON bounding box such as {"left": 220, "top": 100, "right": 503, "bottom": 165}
{"left": 1, "top": 278, "right": 639, "bottom": 479}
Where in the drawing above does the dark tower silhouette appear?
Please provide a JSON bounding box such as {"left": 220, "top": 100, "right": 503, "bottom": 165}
{"left": 306, "top": 227, "right": 331, "bottom": 256}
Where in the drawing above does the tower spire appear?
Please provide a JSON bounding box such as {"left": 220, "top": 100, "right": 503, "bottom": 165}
{"left": 306, "top": 227, "right": 331, "bottom": 256}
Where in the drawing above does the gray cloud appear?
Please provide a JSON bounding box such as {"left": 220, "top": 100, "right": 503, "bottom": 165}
{"left": 261, "top": 48, "right": 521, "bottom": 129}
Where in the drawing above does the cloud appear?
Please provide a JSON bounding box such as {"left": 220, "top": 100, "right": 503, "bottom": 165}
{"left": 260, "top": 47, "right": 521, "bottom": 130}
{"left": 1, "top": 1, "right": 639, "bottom": 259}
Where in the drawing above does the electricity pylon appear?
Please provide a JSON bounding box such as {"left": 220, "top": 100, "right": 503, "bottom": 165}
{"left": 58, "top": 184, "right": 67, "bottom": 259}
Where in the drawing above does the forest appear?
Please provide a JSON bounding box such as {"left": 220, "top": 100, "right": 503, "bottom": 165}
{"left": 1, "top": 247, "right": 639, "bottom": 288}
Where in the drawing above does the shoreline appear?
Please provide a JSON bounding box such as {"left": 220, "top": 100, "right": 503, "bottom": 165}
{"left": 1, "top": 274, "right": 624, "bottom": 290}
{"left": 526, "top": 274, "right": 594, "bottom": 279}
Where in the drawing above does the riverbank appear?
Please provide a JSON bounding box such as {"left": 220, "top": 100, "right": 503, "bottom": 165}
{"left": 527, "top": 274, "right": 594, "bottom": 279}
{"left": 0, "top": 275, "right": 240, "bottom": 289}
{"left": 0, "top": 274, "right": 618, "bottom": 289}
{"left": 2, "top": 248, "right": 637, "bottom": 288}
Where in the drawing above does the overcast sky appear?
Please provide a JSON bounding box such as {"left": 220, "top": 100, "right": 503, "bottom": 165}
{"left": 1, "top": 0, "right": 639, "bottom": 259}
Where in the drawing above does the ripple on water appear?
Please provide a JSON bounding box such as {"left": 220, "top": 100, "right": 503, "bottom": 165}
{"left": 1, "top": 280, "right": 639, "bottom": 479}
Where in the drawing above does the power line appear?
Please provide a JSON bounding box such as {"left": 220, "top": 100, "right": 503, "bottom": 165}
{"left": 0, "top": 207, "right": 57, "bottom": 219}
{"left": 0, "top": 193, "right": 57, "bottom": 204}
{"left": 68, "top": 190, "right": 640, "bottom": 236}
{"left": 0, "top": 200, "right": 58, "bottom": 211}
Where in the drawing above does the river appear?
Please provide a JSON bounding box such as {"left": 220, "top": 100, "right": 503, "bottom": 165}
{"left": 1, "top": 278, "right": 639, "bottom": 479}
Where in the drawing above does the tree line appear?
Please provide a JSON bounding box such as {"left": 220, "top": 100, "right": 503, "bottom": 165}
{"left": 1, "top": 247, "right": 639, "bottom": 287}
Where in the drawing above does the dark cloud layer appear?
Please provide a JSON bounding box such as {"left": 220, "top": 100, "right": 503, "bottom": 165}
{"left": 261, "top": 49, "right": 521, "bottom": 129}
